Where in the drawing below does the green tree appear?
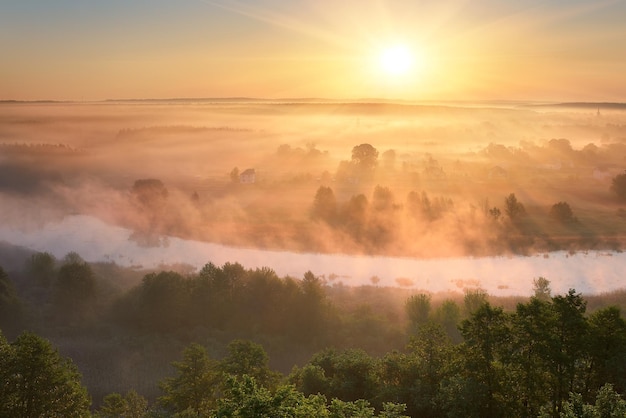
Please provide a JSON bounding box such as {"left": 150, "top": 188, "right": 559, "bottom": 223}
{"left": 464, "top": 288, "right": 488, "bottom": 317}
{"left": 158, "top": 343, "right": 219, "bottom": 415}
{"left": 547, "top": 290, "right": 589, "bottom": 416}
{"left": 53, "top": 260, "right": 97, "bottom": 324}
{"left": 137, "top": 271, "right": 190, "bottom": 332}
{"left": 215, "top": 376, "right": 330, "bottom": 418}
{"left": 533, "top": 277, "right": 552, "bottom": 301}
{"left": 433, "top": 299, "right": 462, "bottom": 343}
{"left": 97, "top": 390, "right": 148, "bottom": 418}
{"left": 405, "top": 293, "right": 431, "bottom": 334}
{"left": 219, "top": 340, "right": 280, "bottom": 389}
{"left": 586, "top": 307, "right": 626, "bottom": 396}
{"left": 0, "top": 266, "right": 22, "bottom": 336}
{"left": 455, "top": 303, "right": 512, "bottom": 418}
{"left": 25, "top": 251, "right": 56, "bottom": 287}
{"left": 509, "top": 297, "right": 554, "bottom": 417}
{"left": 0, "top": 331, "right": 91, "bottom": 417}
{"left": 610, "top": 171, "right": 626, "bottom": 201}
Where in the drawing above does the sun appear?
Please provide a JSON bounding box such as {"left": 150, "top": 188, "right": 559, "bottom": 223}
{"left": 379, "top": 44, "right": 414, "bottom": 76}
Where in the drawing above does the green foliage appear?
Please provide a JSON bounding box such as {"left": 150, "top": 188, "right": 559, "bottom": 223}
{"left": 0, "top": 331, "right": 91, "bottom": 417}
{"left": 405, "top": 293, "right": 431, "bottom": 334}
{"left": 533, "top": 277, "right": 552, "bottom": 300}
{"left": 0, "top": 265, "right": 22, "bottom": 335}
{"left": 220, "top": 339, "right": 280, "bottom": 389}
{"left": 25, "top": 251, "right": 56, "bottom": 287}
{"left": 158, "top": 343, "right": 219, "bottom": 415}
{"left": 53, "top": 260, "right": 97, "bottom": 323}
{"left": 463, "top": 288, "right": 488, "bottom": 316}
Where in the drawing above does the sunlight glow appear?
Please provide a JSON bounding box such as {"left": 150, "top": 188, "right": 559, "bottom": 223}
{"left": 379, "top": 44, "right": 414, "bottom": 76}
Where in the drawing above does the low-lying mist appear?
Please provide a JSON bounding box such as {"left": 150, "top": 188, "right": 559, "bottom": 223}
{"left": 2, "top": 100, "right": 626, "bottom": 291}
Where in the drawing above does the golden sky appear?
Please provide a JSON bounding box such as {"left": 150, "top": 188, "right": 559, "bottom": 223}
{"left": 1, "top": 0, "right": 625, "bottom": 101}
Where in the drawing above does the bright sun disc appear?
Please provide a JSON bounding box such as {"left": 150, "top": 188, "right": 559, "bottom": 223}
{"left": 379, "top": 45, "right": 414, "bottom": 76}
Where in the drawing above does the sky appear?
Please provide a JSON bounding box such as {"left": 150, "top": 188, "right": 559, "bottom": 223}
{"left": 1, "top": 0, "right": 625, "bottom": 102}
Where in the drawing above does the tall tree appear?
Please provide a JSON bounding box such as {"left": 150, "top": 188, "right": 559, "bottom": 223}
{"left": 0, "top": 331, "right": 91, "bottom": 418}
{"left": 158, "top": 343, "right": 219, "bottom": 415}
{"left": 312, "top": 186, "right": 337, "bottom": 224}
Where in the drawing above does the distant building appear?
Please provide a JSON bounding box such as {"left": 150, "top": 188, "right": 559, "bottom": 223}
{"left": 240, "top": 168, "right": 256, "bottom": 184}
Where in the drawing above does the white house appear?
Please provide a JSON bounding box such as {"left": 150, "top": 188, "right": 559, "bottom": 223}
{"left": 240, "top": 168, "right": 256, "bottom": 184}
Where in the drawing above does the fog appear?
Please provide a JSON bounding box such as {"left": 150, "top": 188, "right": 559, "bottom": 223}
{"left": 0, "top": 213, "right": 623, "bottom": 297}
{"left": 2, "top": 100, "right": 626, "bottom": 294}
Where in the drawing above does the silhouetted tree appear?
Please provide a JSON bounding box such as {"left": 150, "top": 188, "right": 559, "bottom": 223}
{"left": 610, "top": 171, "right": 626, "bottom": 201}
{"left": 352, "top": 143, "right": 379, "bottom": 180}
{"left": 312, "top": 186, "right": 337, "bottom": 224}
{"left": 504, "top": 193, "right": 526, "bottom": 222}
{"left": 550, "top": 201, "right": 575, "bottom": 224}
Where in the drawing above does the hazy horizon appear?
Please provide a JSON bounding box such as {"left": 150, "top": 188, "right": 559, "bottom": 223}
{"left": 2, "top": 1, "right": 626, "bottom": 102}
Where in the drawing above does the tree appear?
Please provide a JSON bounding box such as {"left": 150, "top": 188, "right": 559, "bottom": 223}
{"left": 25, "top": 251, "right": 56, "bottom": 287}
{"left": 312, "top": 186, "right": 337, "bottom": 223}
{"left": 551, "top": 202, "right": 575, "bottom": 224}
{"left": 0, "top": 331, "right": 91, "bottom": 417}
{"left": 610, "top": 171, "right": 626, "bottom": 201}
{"left": 433, "top": 299, "right": 462, "bottom": 343}
{"left": 351, "top": 144, "right": 379, "bottom": 179}
{"left": 547, "top": 290, "right": 589, "bottom": 416}
{"left": 464, "top": 288, "right": 489, "bottom": 317}
{"left": 219, "top": 339, "right": 280, "bottom": 389}
{"left": 340, "top": 194, "right": 369, "bottom": 240}
{"left": 158, "top": 343, "right": 219, "bottom": 415}
{"left": 0, "top": 266, "right": 22, "bottom": 335}
{"left": 98, "top": 390, "right": 148, "bottom": 418}
{"left": 405, "top": 293, "right": 431, "bottom": 334}
{"left": 586, "top": 307, "right": 626, "bottom": 396}
{"left": 230, "top": 166, "right": 240, "bottom": 183}
{"left": 53, "top": 260, "right": 97, "bottom": 323}
{"left": 504, "top": 193, "right": 526, "bottom": 222}
{"left": 533, "top": 277, "right": 552, "bottom": 300}
{"left": 137, "top": 271, "right": 190, "bottom": 332}
{"left": 131, "top": 178, "right": 169, "bottom": 209}
{"left": 455, "top": 303, "right": 512, "bottom": 418}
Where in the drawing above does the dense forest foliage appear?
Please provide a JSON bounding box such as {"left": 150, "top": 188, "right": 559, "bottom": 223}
{"left": 1, "top": 246, "right": 626, "bottom": 417}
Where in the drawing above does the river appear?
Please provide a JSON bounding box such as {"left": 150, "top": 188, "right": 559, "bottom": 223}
{"left": 0, "top": 214, "right": 624, "bottom": 297}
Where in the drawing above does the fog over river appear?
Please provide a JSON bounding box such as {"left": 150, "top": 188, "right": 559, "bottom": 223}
{"left": 1, "top": 215, "right": 624, "bottom": 297}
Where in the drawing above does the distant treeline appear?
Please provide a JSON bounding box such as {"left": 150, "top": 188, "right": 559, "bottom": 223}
{"left": 116, "top": 125, "right": 252, "bottom": 138}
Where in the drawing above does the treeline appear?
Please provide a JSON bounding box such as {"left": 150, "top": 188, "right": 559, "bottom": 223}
{"left": 2, "top": 277, "right": 626, "bottom": 417}
{"left": 2, "top": 248, "right": 626, "bottom": 416}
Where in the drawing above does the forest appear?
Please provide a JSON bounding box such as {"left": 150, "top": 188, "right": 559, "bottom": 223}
{"left": 1, "top": 245, "right": 626, "bottom": 417}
